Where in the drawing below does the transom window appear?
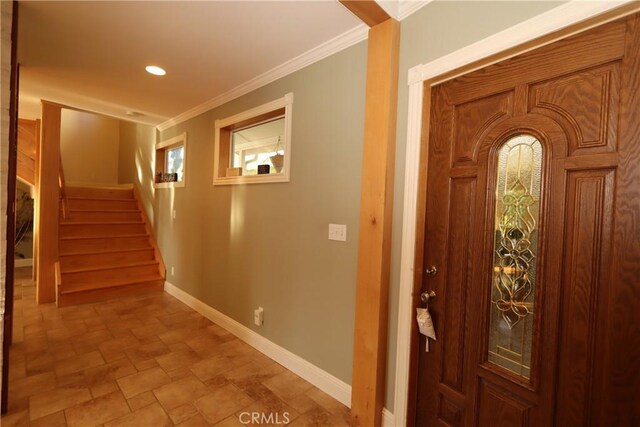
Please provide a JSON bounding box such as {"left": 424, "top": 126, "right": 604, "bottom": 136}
{"left": 214, "top": 93, "right": 292, "bottom": 185}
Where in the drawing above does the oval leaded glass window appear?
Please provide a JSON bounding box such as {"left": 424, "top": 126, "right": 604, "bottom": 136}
{"left": 487, "top": 135, "right": 542, "bottom": 380}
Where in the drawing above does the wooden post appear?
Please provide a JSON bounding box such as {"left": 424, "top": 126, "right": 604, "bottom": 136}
{"left": 351, "top": 18, "right": 400, "bottom": 427}
{"left": 36, "top": 101, "right": 60, "bottom": 303}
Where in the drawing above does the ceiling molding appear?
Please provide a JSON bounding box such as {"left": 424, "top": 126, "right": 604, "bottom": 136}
{"left": 397, "top": 0, "right": 433, "bottom": 21}
{"left": 157, "top": 23, "right": 368, "bottom": 132}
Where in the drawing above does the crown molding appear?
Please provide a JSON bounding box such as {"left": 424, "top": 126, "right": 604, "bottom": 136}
{"left": 397, "top": 0, "right": 433, "bottom": 21}
{"left": 157, "top": 23, "right": 368, "bottom": 132}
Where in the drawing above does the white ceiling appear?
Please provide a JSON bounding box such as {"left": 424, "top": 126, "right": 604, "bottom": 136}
{"left": 17, "top": 1, "right": 364, "bottom": 126}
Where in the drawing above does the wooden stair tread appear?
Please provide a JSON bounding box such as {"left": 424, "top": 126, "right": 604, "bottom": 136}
{"left": 68, "top": 197, "right": 134, "bottom": 202}
{"left": 59, "top": 247, "right": 154, "bottom": 257}
{"left": 61, "top": 221, "right": 144, "bottom": 225}
{"left": 61, "top": 260, "right": 159, "bottom": 274}
{"left": 69, "top": 209, "right": 140, "bottom": 213}
{"left": 59, "top": 274, "right": 164, "bottom": 294}
{"left": 59, "top": 233, "right": 149, "bottom": 241}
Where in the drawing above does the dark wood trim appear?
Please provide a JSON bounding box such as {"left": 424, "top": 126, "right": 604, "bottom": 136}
{"left": 2, "top": 0, "right": 19, "bottom": 415}
{"left": 350, "top": 18, "right": 400, "bottom": 427}
{"left": 339, "top": 0, "right": 390, "bottom": 27}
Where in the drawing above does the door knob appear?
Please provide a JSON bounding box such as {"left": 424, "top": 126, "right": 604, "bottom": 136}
{"left": 425, "top": 265, "right": 438, "bottom": 277}
{"left": 420, "top": 290, "right": 436, "bottom": 304}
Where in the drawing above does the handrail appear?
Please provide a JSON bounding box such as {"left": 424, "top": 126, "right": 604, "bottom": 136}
{"left": 59, "top": 157, "right": 69, "bottom": 219}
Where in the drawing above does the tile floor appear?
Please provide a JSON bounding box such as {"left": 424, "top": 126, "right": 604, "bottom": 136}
{"left": 2, "top": 268, "right": 352, "bottom": 426}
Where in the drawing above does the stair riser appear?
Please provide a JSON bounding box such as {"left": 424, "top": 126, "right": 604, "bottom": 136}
{"left": 61, "top": 264, "right": 160, "bottom": 285}
{"left": 60, "top": 250, "right": 156, "bottom": 271}
{"left": 59, "top": 236, "right": 152, "bottom": 254}
{"left": 57, "top": 280, "right": 164, "bottom": 307}
{"left": 66, "top": 187, "right": 134, "bottom": 199}
{"left": 65, "top": 211, "right": 142, "bottom": 222}
{"left": 60, "top": 223, "right": 146, "bottom": 238}
{"left": 68, "top": 199, "right": 138, "bottom": 211}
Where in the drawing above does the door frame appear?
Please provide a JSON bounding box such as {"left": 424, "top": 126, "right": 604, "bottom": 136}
{"left": 392, "top": 1, "right": 640, "bottom": 425}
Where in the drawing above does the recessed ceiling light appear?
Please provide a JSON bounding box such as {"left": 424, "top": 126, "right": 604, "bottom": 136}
{"left": 145, "top": 65, "right": 166, "bottom": 76}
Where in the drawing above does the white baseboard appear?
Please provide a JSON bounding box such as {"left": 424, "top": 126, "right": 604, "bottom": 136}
{"left": 14, "top": 258, "right": 33, "bottom": 268}
{"left": 164, "top": 281, "right": 365, "bottom": 412}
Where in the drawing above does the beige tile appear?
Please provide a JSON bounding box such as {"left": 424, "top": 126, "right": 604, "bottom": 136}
{"left": 55, "top": 350, "right": 105, "bottom": 376}
{"left": 91, "top": 379, "right": 120, "bottom": 398}
{"left": 195, "top": 384, "right": 254, "bottom": 425}
{"left": 190, "top": 355, "right": 236, "bottom": 381}
{"left": 29, "top": 386, "right": 92, "bottom": 420}
{"left": 263, "top": 371, "right": 314, "bottom": 403}
{"left": 287, "top": 406, "right": 337, "bottom": 427}
{"left": 168, "top": 403, "right": 199, "bottom": 424}
{"left": 0, "top": 410, "right": 29, "bottom": 427}
{"left": 105, "top": 402, "right": 172, "bottom": 427}
{"left": 9, "top": 371, "right": 56, "bottom": 401}
{"left": 155, "top": 348, "right": 202, "bottom": 371}
{"left": 306, "top": 387, "right": 350, "bottom": 417}
{"left": 127, "top": 390, "right": 157, "bottom": 411}
{"left": 64, "top": 390, "right": 131, "bottom": 427}
{"left": 177, "top": 413, "right": 212, "bottom": 427}
{"left": 185, "top": 334, "right": 225, "bottom": 358}
{"left": 214, "top": 415, "right": 246, "bottom": 426}
{"left": 117, "top": 367, "right": 171, "bottom": 398}
{"left": 124, "top": 340, "right": 170, "bottom": 364}
{"left": 30, "top": 410, "right": 67, "bottom": 427}
{"left": 153, "top": 375, "right": 210, "bottom": 411}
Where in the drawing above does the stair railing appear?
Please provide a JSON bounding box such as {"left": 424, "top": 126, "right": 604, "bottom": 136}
{"left": 59, "top": 157, "right": 69, "bottom": 220}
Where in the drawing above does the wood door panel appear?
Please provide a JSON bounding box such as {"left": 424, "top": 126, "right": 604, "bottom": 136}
{"left": 529, "top": 63, "right": 620, "bottom": 155}
{"left": 556, "top": 169, "right": 614, "bottom": 426}
{"left": 452, "top": 92, "right": 513, "bottom": 167}
{"left": 416, "top": 12, "right": 640, "bottom": 427}
{"left": 441, "top": 178, "right": 476, "bottom": 392}
{"left": 445, "top": 20, "right": 626, "bottom": 105}
{"left": 477, "top": 381, "right": 530, "bottom": 427}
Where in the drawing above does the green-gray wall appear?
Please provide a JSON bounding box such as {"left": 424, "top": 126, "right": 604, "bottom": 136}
{"left": 156, "top": 43, "right": 367, "bottom": 385}
{"left": 125, "top": 0, "right": 567, "bottom": 412}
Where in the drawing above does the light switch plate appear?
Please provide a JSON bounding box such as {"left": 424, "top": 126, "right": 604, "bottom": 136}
{"left": 328, "top": 224, "right": 347, "bottom": 242}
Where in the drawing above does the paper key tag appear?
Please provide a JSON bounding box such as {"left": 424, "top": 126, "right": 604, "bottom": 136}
{"left": 416, "top": 308, "right": 436, "bottom": 352}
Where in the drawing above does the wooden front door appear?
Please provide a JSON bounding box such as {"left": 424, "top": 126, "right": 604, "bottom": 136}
{"left": 415, "top": 13, "right": 640, "bottom": 426}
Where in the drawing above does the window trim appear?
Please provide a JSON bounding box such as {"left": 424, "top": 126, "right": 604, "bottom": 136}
{"left": 213, "top": 93, "right": 293, "bottom": 185}
{"left": 154, "top": 132, "right": 187, "bottom": 189}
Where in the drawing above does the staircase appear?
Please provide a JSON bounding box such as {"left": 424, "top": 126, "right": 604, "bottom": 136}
{"left": 56, "top": 186, "right": 166, "bottom": 306}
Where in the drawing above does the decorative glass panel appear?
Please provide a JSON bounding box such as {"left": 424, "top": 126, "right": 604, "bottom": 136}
{"left": 487, "top": 135, "right": 542, "bottom": 379}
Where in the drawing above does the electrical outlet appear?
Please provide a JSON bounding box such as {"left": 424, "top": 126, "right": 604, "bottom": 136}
{"left": 172, "top": 209, "right": 176, "bottom": 219}
{"left": 254, "top": 307, "right": 264, "bottom": 326}
{"left": 171, "top": 266, "right": 175, "bottom": 276}
{"left": 328, "top": 224, "right": 347, "bottom": 242}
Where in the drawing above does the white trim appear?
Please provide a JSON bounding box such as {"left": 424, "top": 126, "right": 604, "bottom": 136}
{"left": 213, "top": 93, "right": 293, "bottom": 186}
{"left": 14, "top": 258, "right": 33, "bottom": 268}
{"left": 156, "top": 132, "right": 186, "bottom": 150}
{"left": 397, "top": 0, "right": 433, "bottom": 21}
{"left": 408, "top": 0, "right": 636, "bottom": 85}
{"left": 157, "top": 25, "right": 367, "bottom": 132}
{"left": 392, "top": 79, "right": 424, "bottom": 427}
{"left": 394, "top": 2, "right": 638, "bottom": 426}
{"left": 382, "top": 408, "right": 395, "bottom": 427}
{"left": 164, "top": 281, "right": 352, "bottom": 407}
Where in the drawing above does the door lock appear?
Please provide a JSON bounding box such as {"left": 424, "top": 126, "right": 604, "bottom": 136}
{"left": 425, "top": 265, "right": 438, "bottom": 277}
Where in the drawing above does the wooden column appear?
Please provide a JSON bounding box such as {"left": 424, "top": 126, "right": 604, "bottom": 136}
{"left": 36, "top": 101, "right": 60, "bottom": 303}
{"left": 351, "top": 18, "right": 400, "bottom": 427}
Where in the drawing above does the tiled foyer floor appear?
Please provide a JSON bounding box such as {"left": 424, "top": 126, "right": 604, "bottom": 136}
{"left": 2, "top": 268, "right": 352, "bottom": 426}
